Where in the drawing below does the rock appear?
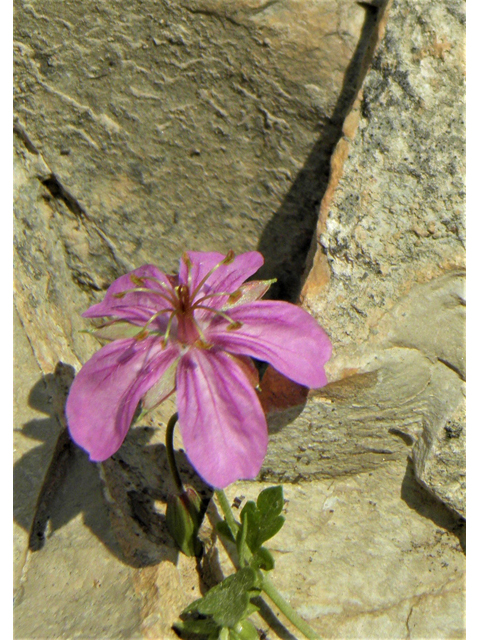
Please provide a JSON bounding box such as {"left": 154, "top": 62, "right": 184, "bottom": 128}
{"left": 298, "top": 0, "right": 465, "bottom": 515}
{"left": 13, "top": 0, "right": 376, "bottom": 301}
{"left": 208, "top": 462, "right": 465, "bottom": 639}
{"left": 413, "top": 398, "right": 466, "bottom": 519}
{"left": 13, "top": 0, "right": 465, "bottom": 637}
{"left": 262, "top": 348, "right": 464, "bottom": 484}
{"left": 13, "top": 1, "right": 379, "bottom": 631}
{"left": 13, "top": 309, "right": 59, "bottom": 593}
{"left": 302, "top": 0, "right": 465, "bottom": 358}
{"left": 14, "top": 444, "right": 143, "bottom": 639}
{"left": 379, "top": 270, "right": 466, "bottom": 382}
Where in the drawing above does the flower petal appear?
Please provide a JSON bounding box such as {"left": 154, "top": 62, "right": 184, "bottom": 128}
{"left": 142, "top": 357, "right": 179, "bottom": 411}
{"left": 180, "top": 251, "right": 264, "bottom": 307}
{"left": 207, "top": 301, "right": 332, "bottom": 388}
{"left": 176, "top": 347, "right": 268, "bottom": 489}
{"left": 66, "top": 338, "right": 180, "bottom": 461}
{"left": 83, "top": 264, "right": 175, "bottom": 326}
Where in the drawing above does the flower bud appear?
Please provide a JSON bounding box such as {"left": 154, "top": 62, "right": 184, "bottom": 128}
{"left": 232, "top": 619, "right": 259, "bottom": 640}
{"left": 166, "top": 486, "right": 203, "bottom": 557}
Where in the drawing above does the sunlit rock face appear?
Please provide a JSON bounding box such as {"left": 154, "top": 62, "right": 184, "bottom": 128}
{"left": 14, "top": 0, "right": 372, "bottom": 301}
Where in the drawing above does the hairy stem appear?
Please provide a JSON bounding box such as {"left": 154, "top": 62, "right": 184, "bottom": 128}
{"left": 261, "top": 575, "right": 319, "bottom": 640}
{"left": 215, "top": 489, "right": 239, "bottom": 536}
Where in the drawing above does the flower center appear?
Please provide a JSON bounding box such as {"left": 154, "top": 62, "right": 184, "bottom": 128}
{"left": 176, "top": 283, "right": 192, "bottom": 314}
{"left": 115, "top": 254, "right": 243, "bottom": 348}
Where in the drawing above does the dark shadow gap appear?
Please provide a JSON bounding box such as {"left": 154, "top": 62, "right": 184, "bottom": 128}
{"left": 401, "top": 458, "right": 465, "bottom": 554}
{"left": 256, "top": 1, "right": 385, "bottom": 302}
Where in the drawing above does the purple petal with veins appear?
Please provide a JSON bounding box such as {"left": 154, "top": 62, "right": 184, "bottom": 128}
{"left": 176, "top": 348, "right": 268, "bottom": 489}
{"left": 66, "top": 250, "right": 332, "bottom": 487}
{"left": 66, "top": 337, "right": 180, "bottom": 461}
{"left": 180, "top": 251, "right": 264, "bottom": 310}
{"left": 207, "top": 300, "right": 332, "bottom": 388}
{"left": 83, "top": 264, "right": 175, "bottom": 326}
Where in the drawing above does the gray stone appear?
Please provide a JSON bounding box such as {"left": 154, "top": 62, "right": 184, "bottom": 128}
{"left": 413, "top": 398, "right": 466, "bottom": 519}
{"left": 262, "top": 348, "right": 464, "bottom": 484}
{"left": 13, "top": 308, "right": 56, "bottom": 594}
{"left": 13, "top": 2, "right": 380, "bottom": 630}
{"left": 300, "top": 0, "right": 466, "bottom": 517}
{"left": 14, "top": 446, "right": 143, "bottom": 640}
{"left": 14, "top": 0, "right": 375, "bottom": 301}
{"left": 379, "top": 270, "right": 466, "bottom": 382}
{"left": 303, "top": 0, "right": 465, "bottom": 357}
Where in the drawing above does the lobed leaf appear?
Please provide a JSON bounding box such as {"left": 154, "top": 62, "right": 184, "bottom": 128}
{"left": 186, "top": 568, "right": 257, "bottom": 628}
{"left": 240, "top": 488, "right": 285, "bottom": 553}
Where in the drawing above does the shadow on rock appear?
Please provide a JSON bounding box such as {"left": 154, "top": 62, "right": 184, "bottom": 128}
{"left": 14, "top": 364, "right": 76, "bottom": 550}
{"left": 256, "top": 2, "right": 385, "bottom": 302}
{"left": 401, "top": 459, "right": 466, "bottom": 554}
{"left": 102, "top": 425, "right": 213, "bottom": 568}
{"left": 14, "top": 363, "right": 212, "bottom": 568}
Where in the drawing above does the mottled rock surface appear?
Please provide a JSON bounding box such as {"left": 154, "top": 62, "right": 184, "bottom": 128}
{"left": 302, "top": 0, "right": 465, "bottom": 351}
{"left": 211, "top": 466, "right": 465, "bottom": 639}
{"left": 298, "top": 0, "right": 465, "bottom": 520}
{"left": 14, "top": 0, "right": 375, "bottom": 300}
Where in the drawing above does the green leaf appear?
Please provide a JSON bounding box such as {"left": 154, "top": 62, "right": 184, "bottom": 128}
{"left": 173, "top": 616, "right": 220, "bottom": 636}
{"left": 251, "top": 547, "right": 275, "bottom": 572}
{"left": 245, "top": 602, "right": 260, "bottom": 617}
{"left": 257, "top": 486, "right": 284, "bottom": 518}
{"left": 232, "top": 619, "right": 260, "bottom": 640}
{"left": 166, "top": 490, "right": 203, "bottom": 557}
{"left": 187, "top": 568, "right": 257, "bottom": 628}
{"left": 240, "top": 488, "right": 285, "bottom": 553}
{"left": 216, "top": 520, "right": 236, "bottom": 543}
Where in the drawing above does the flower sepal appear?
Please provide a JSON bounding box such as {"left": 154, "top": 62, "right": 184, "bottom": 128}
{"left": 166, "top": 485, "right": 203, "bottom": 557}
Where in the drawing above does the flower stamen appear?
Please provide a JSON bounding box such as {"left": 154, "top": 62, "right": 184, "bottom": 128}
{"left": 112, "top": 287, "right": 176, "bottom": 306}
{"left": 132, "top": 274, "right": 176, "bottom": 297}
{"left": 182, "top": 252, "right": 194, "bottom": 290}
{"left": 163, "top": 308, "right": 179, "bottom": 344}
{"left": 194, "top": 305, "right": 243, "bottom": 331}
{"left": 193, "top": 290, "right": 234, "bottom": 306}
{"left": 143, "top": 308, "right": 174, "bottom": 330}
{"left": 190, "top": 251, "right": 236, "bottom": 301}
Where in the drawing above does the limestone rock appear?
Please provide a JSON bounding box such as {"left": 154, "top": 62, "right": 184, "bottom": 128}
{"left": 14, "top": 0, "right": 374, "bottom": 301}
{"left": 262, "top": 348, "right": 464, "bottom": 484}
{"left": 14, "top": 445, "right": 143, "bottom": 640}
{"left": 13, "top": 0, "right": 466, "bottom": 637}
{"left": 299, "top": 0, "right": 466, "bottom": 517}
{"left": 413, "top": 398, "right": 466, "bottom": 519}
{"left": 303, "top": 0, "right": 466, "bottom": 357}
{"left": 209, "top": 463, "right": 465, "bottom": 639}
{"left": 13, "top": 1, "right": 378, "bottom": 631}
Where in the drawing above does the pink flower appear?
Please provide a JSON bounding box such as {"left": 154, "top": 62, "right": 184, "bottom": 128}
{"left": 66, "top": 251, "right": 332, "bottom": 488}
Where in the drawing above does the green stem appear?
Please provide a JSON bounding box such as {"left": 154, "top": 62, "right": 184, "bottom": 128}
{"left": 165, "top": 413, "right": 183, "bottom": 494}
{"left": 261, "top": 575, "right": 319, "bottom": 640}
{"left": 215, "top": 489, "right": 319, "bottom": 640}
{"left": 214, "top": 489, "right": 239, "bottom": 536}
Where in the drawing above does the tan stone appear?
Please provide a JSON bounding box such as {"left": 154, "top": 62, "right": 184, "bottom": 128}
{"left": 209, "top": 460, "right": 465, "bottom": 639}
